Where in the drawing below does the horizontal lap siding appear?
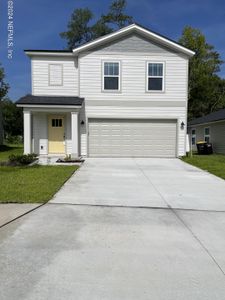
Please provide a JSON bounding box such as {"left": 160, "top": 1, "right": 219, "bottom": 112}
{"left": 79, "top": 35, "right": 188, "bottom": 157}
{"left": 79, "top": 54, "right": 187, "bottom": 101}
{"left": 32, "top": 57, "right": 78, "bottom": 96}
{"left": 33, "top": 114, "right": 48, "bottom": 155}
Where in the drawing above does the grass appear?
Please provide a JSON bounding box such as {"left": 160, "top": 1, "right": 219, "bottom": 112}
{"left": 0, "top": 144, "right": 78, "bottom": 203}
{"left": 182, "top": 154, "right": 225, "bottom": 180}
{"left": 0, "top": 144, "right": 23, "bottom": 161}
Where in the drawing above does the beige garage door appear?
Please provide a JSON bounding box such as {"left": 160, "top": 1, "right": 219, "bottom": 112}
{"left": 88, "top": 119, "right": 177, "bottom": 157}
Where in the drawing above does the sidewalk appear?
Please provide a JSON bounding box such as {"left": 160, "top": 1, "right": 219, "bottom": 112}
{"left": 0, "top": 204, "right": 41, "bottom": 227}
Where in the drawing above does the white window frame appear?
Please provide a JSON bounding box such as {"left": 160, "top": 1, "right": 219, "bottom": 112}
{"left": 102, "top": 61, "right": 121, "bottom": 92}
{"left": 48, "top": 64, "right": 63, "bottom": 86}
{"left": 191, "top": 128, "right": 196, "bottom": 146}
{"left": 146, "top": 61, "right": 165, "bottom": 92}
{"left": 204, "top": 127, "right": 210, "bottom": 143}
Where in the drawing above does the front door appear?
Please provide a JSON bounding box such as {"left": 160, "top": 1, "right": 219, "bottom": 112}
{"left": 48, "top": 115, "right": 65, "bottom": 154}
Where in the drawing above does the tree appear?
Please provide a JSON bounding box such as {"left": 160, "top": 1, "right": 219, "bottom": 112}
{"left": 0, "top": 65, "right": 9, "bottom": 144}
{"left": 60, "top": 8, "right": 94, "bottom": 50}
{"left": 1, "top": 98, "right": 23, "bottom": 139}
{"left": 179, "top": 27, "right": 225, "bottom": 120}
{"left": 102, "top": 0, "right": 133, "bottom": 29}
{"left": 60, "top": 0, "right": 133, "bottom": 49}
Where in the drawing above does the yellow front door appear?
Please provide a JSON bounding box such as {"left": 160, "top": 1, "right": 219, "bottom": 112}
{"left": 48, "top": 115, "right": 65, "bottom": 154}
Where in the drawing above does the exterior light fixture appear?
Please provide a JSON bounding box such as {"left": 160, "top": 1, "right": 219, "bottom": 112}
{"left": 80, "top": 120, "right": 85, "bottom": 125}
{"left": 181, "top": 121, "right": 185, "bottom": 129}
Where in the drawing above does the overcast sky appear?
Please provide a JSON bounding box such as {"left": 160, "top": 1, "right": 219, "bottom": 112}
{"left": 0, "top": 0, "right": 225, "bottom": 101}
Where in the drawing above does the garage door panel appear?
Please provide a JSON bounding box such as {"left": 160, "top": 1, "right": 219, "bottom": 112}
{"left": 88, "top": 119, "right": 177, "bottom": 157}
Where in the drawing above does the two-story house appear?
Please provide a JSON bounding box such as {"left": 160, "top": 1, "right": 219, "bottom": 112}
{"left": 16, "top": 23, "right": 194, "bottom": 158}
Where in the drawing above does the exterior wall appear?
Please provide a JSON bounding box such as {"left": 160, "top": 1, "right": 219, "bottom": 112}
{"left": 190, "top": 121, "right": 225, "bottom": 154}
{"left": 32, "top": 56, "right": 78, "bottom": 96}
{"left": 79, "top": 33, "right": 189, "bottom": 156}
{"left": 33, "top": 113, "right": 48, "bottom": 154}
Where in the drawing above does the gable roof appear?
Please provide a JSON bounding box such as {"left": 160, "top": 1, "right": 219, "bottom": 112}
{"left": 189, "top": 108, "right": 225, "bottom": 126}
{"left": 72, "top": 23, "right": 195, "bottom": 57}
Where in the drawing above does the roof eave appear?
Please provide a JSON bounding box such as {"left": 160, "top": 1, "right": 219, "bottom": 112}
{"left": 24, "top": 51, "right": 74, "bottom": 57}
{"left": 16, "top": 104, "right": 82, "bottom": 108}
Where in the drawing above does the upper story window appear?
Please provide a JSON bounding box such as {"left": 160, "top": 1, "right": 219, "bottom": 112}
{"left": 204, "top": 127, "right": 210, "bottom": 143}
{"left": 147, "top": 62, "right": 164, "bottom": 92}
{"left": 49, "top": 64, "right": 63, "bottom": 86}
{"left": 103, "top": 62, "right": 120, "bottom": 91}
{"left": 191, "top": 129, "right": 196, "bottom": 145}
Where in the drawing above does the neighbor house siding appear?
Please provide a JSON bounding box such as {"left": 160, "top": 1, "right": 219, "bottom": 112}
{"left": 79, "top": 34, "right": 188, "bottom": 156}
{"left": 32, "top": 56, "right": 78, "bottom": 96}
{"left": 191, "top": 121, "right": 225, "bottom": 154}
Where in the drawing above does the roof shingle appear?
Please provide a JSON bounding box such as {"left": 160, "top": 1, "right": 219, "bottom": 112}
{"left": 16, "top": 94, "right": 84, "bottom": 106}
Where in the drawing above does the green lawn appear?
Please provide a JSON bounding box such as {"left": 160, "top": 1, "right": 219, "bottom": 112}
{"left": 182, "top": 154, "right": 225, "bottom": 180}
{"left": 0, "top": 144, "right": 23, "bottom": 161}
{"left": 0, "top": 144, "right": 78, "bottom": 203}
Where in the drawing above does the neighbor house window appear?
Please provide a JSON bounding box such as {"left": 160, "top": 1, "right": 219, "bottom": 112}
{"left": 147, "top": 62, "right": 164, "bottom": 91}
{"left": 204, "top": 127, "right": 210, "bottom": 143}
{"left": 103, "top": 62, "right": 120, "bottom": 91}
{"left": 191, "top": 129, "right": 196, "bottom": 145}
{"left": 49, "top": 64, "right": 63, "bottom": 86}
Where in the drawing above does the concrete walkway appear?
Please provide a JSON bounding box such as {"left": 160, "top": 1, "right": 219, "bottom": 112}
{"left": 0, "top": 204, "right": 41, "bottom": 227}
{"left": 51, "top": 158, "right": 225, "bottom": 211}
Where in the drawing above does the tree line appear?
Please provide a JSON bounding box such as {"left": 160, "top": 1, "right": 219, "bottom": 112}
{"left": 0, "top": 0, "right": 225, "bottom": 144}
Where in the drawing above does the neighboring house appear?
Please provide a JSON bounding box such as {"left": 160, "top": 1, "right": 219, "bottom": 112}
{"left": 189, "top": 108, "right": 225, "bottom": 154}
{"left": 16, "top": 23, "right": 194, "bottom": 158}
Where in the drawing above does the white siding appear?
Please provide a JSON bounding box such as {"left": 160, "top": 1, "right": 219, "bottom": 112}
{"left": 79, "top": 52, "right": 188, "bottom": 102}
{"left": 33, "top": 113, "right": 48, "bottom": 155}
{"left": 79, "top": 35, "right": 188, "bottom": 157}
{"left": 32, "top": 56, "right": 78, "bottom": 96}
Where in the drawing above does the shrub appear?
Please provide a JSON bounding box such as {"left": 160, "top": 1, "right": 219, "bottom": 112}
{"left": 8, "top": 153, "right": 38, "bottom": 165}
{"left": 5, "top": 135, "right": 23, "bottom": 144}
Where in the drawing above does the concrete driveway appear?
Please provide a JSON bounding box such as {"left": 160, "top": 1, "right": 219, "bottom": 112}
{"left": 51, "top": 158, "right": 225, "bottom": 211}
{"left": 1, "top": 158, "right": 225, "bottom": 299}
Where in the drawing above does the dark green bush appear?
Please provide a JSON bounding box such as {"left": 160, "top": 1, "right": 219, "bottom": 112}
{"left": 8, "top": 153, "right": 38, "bottom": 165}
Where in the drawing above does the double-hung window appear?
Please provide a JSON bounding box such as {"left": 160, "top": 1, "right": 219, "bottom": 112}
{"left": 103, "top": 62, "right": 120, "bottom": 91}
{"left": 147, "top": 62, "right": 164, "bottom": 91}
{"left": 204, "top": 127, "right": 210, "bottom": 143}
{"left": 191, "top": 129, "right": 196, "bottom": 145}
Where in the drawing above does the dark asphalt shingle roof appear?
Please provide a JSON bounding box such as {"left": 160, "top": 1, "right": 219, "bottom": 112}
{"left": 16, "top": 94, "right": 84, "bottom": 106}
{"left": 189, "top": 108, "right": 225, "bottom": 126}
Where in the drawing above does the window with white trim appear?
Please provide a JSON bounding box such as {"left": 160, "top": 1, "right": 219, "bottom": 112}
{"left": 191, "top": 129, "right": 196, "bottom": 145}
{"left": 103, "top": 62, "right": 120, "bottom": 91}
{"left": 147, "top": 62, "right": 164, "bottom": 91}
{"left": 204, "top": 127, "right": 210, "bottom": 143}
{"left": 49, "top": 64, "right": 63, "bottom": 86}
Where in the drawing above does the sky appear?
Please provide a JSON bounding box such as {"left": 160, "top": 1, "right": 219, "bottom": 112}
{"left": 0, "top": 0, "right": 225, "bottom": 101}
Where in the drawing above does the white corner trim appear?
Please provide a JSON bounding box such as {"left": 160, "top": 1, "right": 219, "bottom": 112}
{"left": 73, "top": 24, "right": 195, "bottom": 57}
